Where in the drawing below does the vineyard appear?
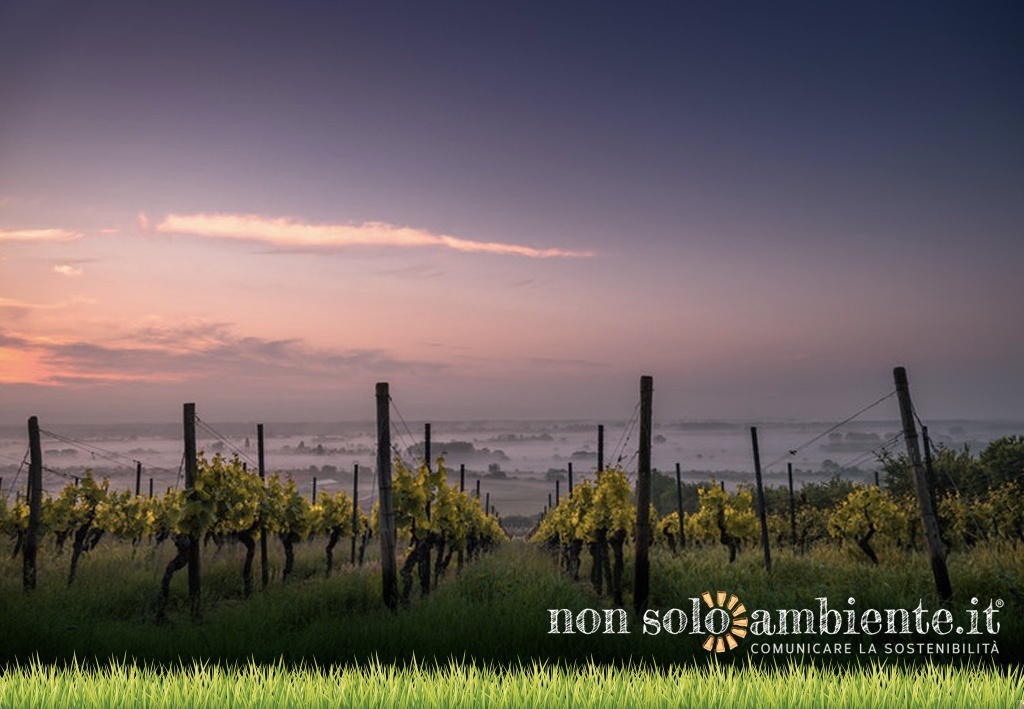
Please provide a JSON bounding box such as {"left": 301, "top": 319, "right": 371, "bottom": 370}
{"left": 532, "top": 464, "right": 1024, "bottom": 577}
{"left": 1, "top": 375, "right": 1023, "bottom": 709}
{"left": 0, "top": 453, "right": 505, "bottom": 616}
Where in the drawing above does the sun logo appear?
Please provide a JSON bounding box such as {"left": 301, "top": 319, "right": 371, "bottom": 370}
{"left": 700, "top": 590, "right": 748, "bottom": 653}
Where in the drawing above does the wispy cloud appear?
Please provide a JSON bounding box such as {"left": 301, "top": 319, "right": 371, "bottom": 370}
{"left": 0, "top": 322, "right": 446, "bottom": 387}
{"left": 0, "top": 227, "right": 83, "bottom": 242}
{"left": 54, "top": 264, "right": 84, "bottom": 277}
{"left": 379, "top": 265, "right": 448, "bottom": 280}
{"left": 0, "top": 297, "right": 70, "bottom": 311}
{"left": 150, "top": 212, "right": 593, "bottom": 258}
{"left": 527, "top": 356, "right": 607, "bottom": 369}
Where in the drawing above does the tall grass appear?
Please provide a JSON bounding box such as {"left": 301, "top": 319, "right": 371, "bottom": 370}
{"left": 0, "top": 658, "right": 1020, "bottom": 709}
{"left": 1, "top": 537, "right": 1020, "bottom": 666}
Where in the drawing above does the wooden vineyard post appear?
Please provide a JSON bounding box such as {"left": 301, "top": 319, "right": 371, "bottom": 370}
{"left": 424, "top": 423, "right": 431, "bottom": 469}
{"left": 376, "top": 382, "right": 399, "bottom": 612}
{"left": 675, "top": 463, "right": 686, "bottom": 549}
{"left": 922, "top": 425, "right": 939, "bottom": 513}
{"left": 457, "top": 463, "right": 465, "bottom": 572}
{"left": 788, "top": 463, "right": 797, "bottom": 548}
{"left": 597, "top": 424, "right": 605, "bottom": 472}
{"left": 24, "top": 416, "right": 43, "bottom": 591}
{"left": 351, "top": 464, "right": 359, "bottom": 565}
{"left": 312, "top": 477, "right": 317, "bottom": 504}
{"left": 149, "top": 478, "right": 153, "bottom": 498}
{"left": 894, "top": 367, "right": 952, "bottom": 604}
{"left": 421, "top": 422, "right": 432, "bottom": 595}
{"left": 555, "top": 479, "right": 560, "bottom": 507}
{"left": 476, "top": 479, "right": 480, "bottom": 500}
{"left": 634, "top": 375, "right": 653, "bottom": 615}
{"left": 421, "top": 423, "right": 432, "bottom": 590}
{"left": 258, "top": 424, "right": 269, "bottom": 590}
{"left": 568, "top": 462, "right": 574, "bottom": 495}
{"left": 135, "top": 462, "right": 142, "bottom": 496}
{"left": 183, "top": 403, "right": 201, "bottom": 618}
{"left": 751, "top": 426, "right": 772, "bottom": 573}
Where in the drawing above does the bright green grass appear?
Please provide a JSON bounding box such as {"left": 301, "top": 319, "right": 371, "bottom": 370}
{"left": 0, "top": 659, "right": 1020, "bottom": 709}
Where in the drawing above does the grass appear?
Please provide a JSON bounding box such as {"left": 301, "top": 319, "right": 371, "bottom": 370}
{"left": 1, "top": 535, "right": 1021, "bottom": 666}
{"left": 649, "top": 540, "right": 1024, "bottom": 616}
{"left": 2, "top": 537, "right": 1021, "bottom": 708}
{"left": 0, "top": 658, "right": 1020, "bottom": 709}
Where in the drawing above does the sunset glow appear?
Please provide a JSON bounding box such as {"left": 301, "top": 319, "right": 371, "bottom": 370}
{"left": 1, "top": 3, "right": 1021, "bottom": 424}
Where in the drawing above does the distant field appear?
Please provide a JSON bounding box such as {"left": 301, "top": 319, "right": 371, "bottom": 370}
{"left": 8, "top": 416, "right": 1011, "bottom": 518}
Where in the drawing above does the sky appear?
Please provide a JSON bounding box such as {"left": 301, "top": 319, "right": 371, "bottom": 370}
{"left": 1, "top": 2, "right": 1022, "bottom": 425}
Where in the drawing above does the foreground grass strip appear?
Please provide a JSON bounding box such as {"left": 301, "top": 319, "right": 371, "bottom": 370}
{"left": 0, "top": 659, "right": 1021, "bottom": 709}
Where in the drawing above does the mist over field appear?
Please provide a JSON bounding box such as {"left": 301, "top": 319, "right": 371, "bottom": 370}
{"left": 3, "top": 417, "right": 1018, "bottom": 518}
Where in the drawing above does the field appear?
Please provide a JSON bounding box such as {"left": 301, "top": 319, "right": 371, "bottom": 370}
{"left": 1, "top": 530, "right": 1022, "bottom": 707}
{"left": 3, "top": 427, "right": 1023, "bottom": 708}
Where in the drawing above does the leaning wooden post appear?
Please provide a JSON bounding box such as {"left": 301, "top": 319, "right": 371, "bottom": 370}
{"left": 787, "top": 463, "right": 797, "bottom": 548}
{"left": 751, "top": 426, "right": 772, "bottom": 573}
{"left": 258, "top": 424, "right": 269, "bottom": 590}
{"left": 634, "top": 375, "right": 653, "bottom": 615}
{"left": 921, "top": 425, "right": 939, "bottom": 513}
{"left": 894, "top": 367, "right": 952, "bottom": 603}
{"left": 24, "top": 416, "right": 43, "bottom": 591}
{"left": 376, "top": 382, "right": 398, "bottom": 611}
{"left": 675, "top": 462, "right": 686, "bottom": 549}
{"left": 351, "top": 464, "right": 359, "bottom": 565}
{"left": 597, "top": 424, "right": 605, "bottom": 472}
{"left": 135, "top": 462, "right": 142, "bottom": 496}
{"left": 183, "top": 403, "right": 201, "bottom": 618}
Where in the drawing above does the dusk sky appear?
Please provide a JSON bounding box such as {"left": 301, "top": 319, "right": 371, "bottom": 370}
{"left": 1, "top": 2, "right": 1022, "bottom": 425}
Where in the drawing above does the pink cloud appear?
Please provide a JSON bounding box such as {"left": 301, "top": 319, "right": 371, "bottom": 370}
{"left": 151, "top": 212, "right": 593, "bottom": 258}
{"left": 53, "top": 264, "right": 84, "bottom": 277}
{"left": 0, "top": 321, "right": 447, "bottom": 388}
{"left": 0, "top": 227, "right": 83, "bottom": 242}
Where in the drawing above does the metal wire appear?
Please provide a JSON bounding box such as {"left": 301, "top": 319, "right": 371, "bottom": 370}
{"left": 762, "top": 389, "right": 898, "bottom": 472}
